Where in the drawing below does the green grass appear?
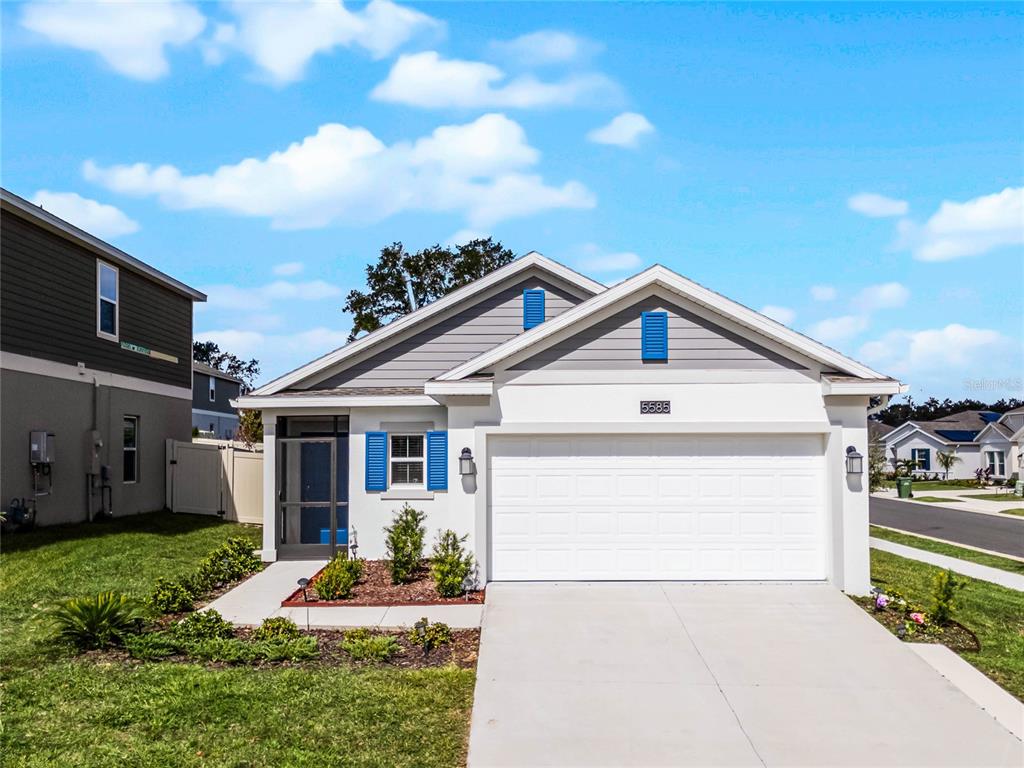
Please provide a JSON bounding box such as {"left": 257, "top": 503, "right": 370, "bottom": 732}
{"left": 879, "top": 479, "right": 978, "bottom": 492}
{"left": 870, "top": 525, "right": 1024, "bottom": 576}
{"left": 869, "top": 548, "right": 1024, "bottom": 701}
{"left": 963, "top": 493, "right": 1021, "bottom": 502}
{"left": 998, "top": 508, "right": 1024, "bottom": 516}
{"left": 910, "top": 496, "right": 963, "bottom": 503}
{"left": 1, "top": 513, "right": 475, "bottom": 767}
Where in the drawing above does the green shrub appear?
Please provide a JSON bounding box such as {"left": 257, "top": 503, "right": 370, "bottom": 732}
{"left": 931, "top": 568, "right": 966, "bottom": 626}
{"left": 189, "top": 637, "right": 257, "bottom": 663}
{"left": 124, "top": 631, "right": 179, "bottom": 660}
{"left": 314, "top": 552, "right": 363, "bottom": 600}
{"left": 385, "top": 504, "right": 427, "bottom": 584}
{"left": 253, "top": 636, "right": 319, "bottom": 662}
{"left": 341, "top": 629, "right": 401, "bottom": 662}
{"left": 45, "top": 592, "right": 143, "bottom": 650}
{"left": 430, "top": 529, "right": 474, "bottom": 598}
{"left": 173, "top": 609, "right": 234, "bottom": 643}
{"left": 191, "top": 537, "right": 262, "bottom": 591}
{"left": 149, "top": 578, "right": 196, "bottom": 613}
{"left": 408, "top": 618, "right": 452, "bottom": 655}
{"left": 252, "top": 616, "right": 301, "bottom": 641}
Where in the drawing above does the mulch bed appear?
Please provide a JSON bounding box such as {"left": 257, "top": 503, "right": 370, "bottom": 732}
{"left": 83, "top": 628, "right": 480, "bottom": 671}
{"left": 854, "top": 597, "right": 981, "bottom": 653}
{"left": 282, "top": 560, "right": 485, "bottom": 607}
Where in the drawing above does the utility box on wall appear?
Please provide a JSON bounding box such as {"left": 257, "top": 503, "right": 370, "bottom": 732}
{"left": 29, "top": 431, "right": 55, "bottom": 464}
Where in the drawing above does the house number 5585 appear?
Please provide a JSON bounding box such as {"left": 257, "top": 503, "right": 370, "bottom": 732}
{"left": 640, "top": 400, "right": 670, "bottom": 414}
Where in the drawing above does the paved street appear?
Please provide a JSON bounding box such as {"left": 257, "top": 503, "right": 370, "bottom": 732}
{"left": 870, "top": 496, "right": 1024, "bottom": 558}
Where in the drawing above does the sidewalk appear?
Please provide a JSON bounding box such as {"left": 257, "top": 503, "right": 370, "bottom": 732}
{"left": 870, "top": 537, "right": 1024, "bottom": 592}
{"left": 873, "top": 487, "right": 1024, "bottom": 517}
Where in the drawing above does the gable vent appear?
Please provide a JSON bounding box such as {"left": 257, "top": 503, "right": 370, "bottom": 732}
{"left": 641, "top": 311, "right": 668, "bottom": 361}
{"left": 523, "top": 289, "right": 545, "bottom": 329}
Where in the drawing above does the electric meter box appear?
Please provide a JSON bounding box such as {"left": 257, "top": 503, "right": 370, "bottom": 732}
{"left": 30, "top": 431, "right": 55, "bottom": 464}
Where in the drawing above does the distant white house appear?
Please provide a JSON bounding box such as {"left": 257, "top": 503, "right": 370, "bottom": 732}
{"left": 881, "top": 408, "right": 1023, "bottom": 480}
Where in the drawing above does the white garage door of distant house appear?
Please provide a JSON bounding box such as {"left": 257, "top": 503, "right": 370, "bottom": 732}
{"left": 488, "top": 434, "right": 827, "bottom": 581}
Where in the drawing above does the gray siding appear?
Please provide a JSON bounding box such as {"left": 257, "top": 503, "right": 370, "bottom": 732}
{"left": 1, "top": 211, "right": 193, "bottom": 388}
{"left": 192, "top": 371, "right": 241, "bottom": 413}
{"left": 510, "top": 296, "right": 805, "bottom": 371}
{"left": 315, "top": 276, "right": 584, "bottom": 388}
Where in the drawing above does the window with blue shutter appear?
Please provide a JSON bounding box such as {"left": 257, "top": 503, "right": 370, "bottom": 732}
{"left": 641, "top": 311, "right": 668, "bottom": 361}
{"left": 426, "top": 431, "right": 448, "bottom": 491}
{"left": 365, "top": 432, "right": 387, "bottom": 491}
{"left": 912, "top": 448, "right": 930, "bottom": 471}
{"left": 523, "top": 289, "right": 545, "bottom": 329}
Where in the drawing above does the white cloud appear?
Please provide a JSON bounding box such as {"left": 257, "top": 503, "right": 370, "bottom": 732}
{"left": 21, "top": 1, "right": 205, "bottom": 80}
{"left": 447, "top": 229, "right": 489, "bottom": 246}
{"left": 272, "top": 261, "right": 304, "bottom": 276}
{"left": 202, "top": 279, "right": 342, "bottom": 311}
{"left": 209, "top": 0, "right": 440, "bottom": 84}
{"left": 851, "top": 282, "right": 909, "bottom": 312}
{"left": 859, "top": 324, "right": 1013, "bottom": 375}
{"left": 196, "top": 326, "right": 351, "bottom": 379}
{"left": 810, "top": 284, "right": 836, "bottom": 302}
{"left": 898, "top": 187, "right": 1023, "bottom": 262}
{"left": 575, "top": 244, "right": 642, "bottom": 273}
{"left": 760, "top": 305, "right": 796, "bottom": 326}
{"left": 83, "top": 113, "right": 595, "bottom": 229}
{"left": 490, "top": 30, "right": 598, "bottom": 66}
{"left": 847, "top": 192, "right": 908, "bottom": 218}
{"left": 30, "top": 190, "right": 139, "bottom": 238}
{"left": 371, "top": 51, "right": 617, "bottom": 109}
{"left": 586, "top": 112, "right": 655, "bottom": 149}
{"left": 809, "top": 314, "right": 869, "bottom": 344}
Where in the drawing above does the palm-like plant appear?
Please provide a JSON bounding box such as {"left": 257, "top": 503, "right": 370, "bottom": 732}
{"left": 935, "top": 451, "right": 962, "bottom": 481}
{"left": 893, "top": 458, "right": 919, "bottom": 478}
{"left": 46, "top": 592, "right": 143, "bottom": 650}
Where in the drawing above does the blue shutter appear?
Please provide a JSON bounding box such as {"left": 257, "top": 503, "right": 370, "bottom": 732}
{"left": 920, "top": 448, "right": 930, "bottom": 471}
{"left": 641, "top": 311, "right": 668, "bottom": 360}
{"left": 523, "top": 289, "right": 545, "bottom": 329}
{"left": 365, "top": 432, "right": 387, "bottom": 491}
{"left": 426, "top": 431, "right": 448, "bottom": 491}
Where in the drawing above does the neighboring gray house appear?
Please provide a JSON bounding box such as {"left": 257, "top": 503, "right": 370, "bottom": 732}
{"left": 192, "top": 361, "right": 242, "bottom": 439}
{"left": 236, "top": 253, "right": 904, "bottom": 595}
{"left": 881, "top": 409, "right": 1004, "bottom": 480}
{"left": 0, "top": 188, "right": 206, "bottom": 525}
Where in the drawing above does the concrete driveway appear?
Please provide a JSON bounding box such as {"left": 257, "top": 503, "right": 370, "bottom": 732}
{"left": 468, "top": 583, "right": 1022, "bottom": 767}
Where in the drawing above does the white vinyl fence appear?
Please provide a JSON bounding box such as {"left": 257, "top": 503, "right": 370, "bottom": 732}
{"left": 165, "top": 439, "right": 263, "bottom": 524}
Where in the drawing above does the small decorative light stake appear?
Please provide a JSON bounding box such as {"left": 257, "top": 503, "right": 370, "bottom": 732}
{"left": 459, "top": 447, "right": 476, "bottom": 476}
{"left": 896, "top": 624, "right": 907, "bottom": 641}
{"left": 462, "top": 563, "right": 479, "bottom": 602}
{"left": 349, "top": 527, "right": 359, "bottom": 559}
{"left": 297, "top": 577, "right": 310, "bottom": 602}
{"left": 845, "top": 446, "right": 864, "bottom": 475}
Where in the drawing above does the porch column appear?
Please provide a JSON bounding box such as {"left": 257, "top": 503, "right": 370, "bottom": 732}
{"left": 260, "top": 414, "right": 277, "bottom": 561}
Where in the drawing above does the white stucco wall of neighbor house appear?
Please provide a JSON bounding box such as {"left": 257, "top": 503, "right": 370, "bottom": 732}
{"left": 890, "top": 431, "right": 981, "bottom": 480}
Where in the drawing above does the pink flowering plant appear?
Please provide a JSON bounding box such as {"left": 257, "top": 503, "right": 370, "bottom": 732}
{"left": 869, "top": 586, "right": 935, "bottom": 638}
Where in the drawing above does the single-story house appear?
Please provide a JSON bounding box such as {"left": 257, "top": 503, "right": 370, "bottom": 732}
{"left": 975, "top": 406, "right": 1024, "bottom": 479}
{"left": 236, "top": 253, "right": 904, "bottom": 595}
{"left": 192, "top": 361, "right": 242, "bottom": 439}
{"left": 881, "top": 409, "right": 1014, "bottom": 480}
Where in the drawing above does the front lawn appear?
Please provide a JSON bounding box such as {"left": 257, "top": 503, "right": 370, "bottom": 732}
{"left": 910, "top": 496, "right": 962, "bottom": 503}
{"left": 879, "top": 479, "right": 980, "bottom": 492}
{"left": 870, "top": 525, "right": 1024, "bottom": 576}
{"left": 1, "top": 513, "right": 475, "bottom": 767}
{"left": 962, "top": 493, "right": 1021, "bottom": 502}
{"left": 998, "top": 508, "right": 1024, "bottom": 516}
{"left": 867, "top": 548, "right": 1024, "bottom": 701}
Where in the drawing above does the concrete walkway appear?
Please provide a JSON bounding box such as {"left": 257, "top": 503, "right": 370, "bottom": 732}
{"left": 203, "top": 560, "right": 483, "bottom": 628}
{"left": 468, "top": 583, "right": 1022, "bottom": 768}
{"left": 870, "top": 537, "right": 1024, "bottom": 591}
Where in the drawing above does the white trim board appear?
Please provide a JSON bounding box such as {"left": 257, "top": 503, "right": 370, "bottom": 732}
{"left": 234, "top": 394, "right": 438, "bottom": 409}
{"left": 1, "top": 351, "right": 192, "bottom": 400}
{"left": 251, "top": 252, "right": 604, "bottom": 396}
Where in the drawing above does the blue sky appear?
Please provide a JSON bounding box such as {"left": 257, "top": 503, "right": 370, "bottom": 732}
{"left": 3, "top": 2, "right": 1022, "bottom": 397}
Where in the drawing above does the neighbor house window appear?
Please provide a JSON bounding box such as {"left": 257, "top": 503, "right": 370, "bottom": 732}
{"left": 390, "top": 434, "right": 424, "bottom": 486}
{"left": 911, "top": 448, "right": 930, "bottom": 471}
{"left": 97, "top": 261, "right": 119, "bottom": 341}
{"left": 986, "top": 450, "right": 1006, "bottom": 476}
{"left": 209, "top": 375, "right": 216, "bottom": 402}
{"left": 123, "top": 416, "right": 138, "bottom": 483}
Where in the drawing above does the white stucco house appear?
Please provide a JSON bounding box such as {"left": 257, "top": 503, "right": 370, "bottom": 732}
{"left": 881, "top": 408, "right": 1021, "bottom": 480}
{"left": 236, "top": 254, "right": 904, "bottom": 595}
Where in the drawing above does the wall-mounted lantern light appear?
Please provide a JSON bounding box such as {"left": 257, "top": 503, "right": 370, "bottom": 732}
{"left": 845, "top": 446, "right": 864, "bottom": 475}
{"left": 459, "top": 447, "right": 476, "bottom": 476}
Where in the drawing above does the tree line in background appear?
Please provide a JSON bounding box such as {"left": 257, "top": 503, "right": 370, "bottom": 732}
{"left": 874, "top": 395, "right": 1024, "bottom": 426}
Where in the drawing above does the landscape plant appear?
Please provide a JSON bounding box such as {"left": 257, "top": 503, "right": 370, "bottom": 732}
{"left": 149, "top": 577, "right": 196, "bottom": 613}
{"left": 385, "top": 504, "right": 427, "bottom": 584}
{"left": 931, "top": 568, "right": 966, "bottom": 626}
{"left": 253, "top": 616, "right": 301, "bottom": 641}
{"left": 314, "top": 551, "right": 364, "bottom": 600}
{"left": 172, "top": 609, "right": 234, "bottom": 643}
{"left": 45, "top": 592, "right": 143, "bottom": 650}
{"left": 341, "top": 628, "right": 401, "bottom": 662}
{"left": 124, "top": 631, "right": 178, "bottom": 661}
{"left": 868, "top": 445, "right": 888, "bottom": 492}
{"left": 191, "top": 537, "right": 263, "bottom": 590}
{"left": 431, "top": 529, "right": 475, "bottom": 598}
{"left": 935, "top": 451, "right": 963, "bottom": 481}
{"left": 409, "top": 618, "right": 452, "bottom": 656}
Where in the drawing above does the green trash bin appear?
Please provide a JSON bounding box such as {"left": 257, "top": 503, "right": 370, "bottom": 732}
{"left": 896, "top": 477, "right": 913, "bottom": 499}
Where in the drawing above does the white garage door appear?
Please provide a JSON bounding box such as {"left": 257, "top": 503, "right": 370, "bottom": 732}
{"left": 489, "top": 434, "right": 827, "bottom": 581}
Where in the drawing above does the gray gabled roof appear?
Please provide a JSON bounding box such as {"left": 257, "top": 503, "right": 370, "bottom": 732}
{"left": 193, "top": 361, "right": 243, "bottom": 384}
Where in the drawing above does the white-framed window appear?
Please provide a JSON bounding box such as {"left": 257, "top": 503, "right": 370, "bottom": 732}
{"left": 209, "top": 375, "right": 216, "bottom": 402}
{"left": 123, "top": 416, "right": 139, "bottom": 484}
{"left": 96, "top": 260, "right": 119, "bottom": 341}
{"left": 390, "top": 434, "right": 424, "bottom": 486}
{"left": 911, "top": 448, "right": 931, "bottom": 471}
{"left": 986, "top": 450, "right": 1006, "bottom": 476}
